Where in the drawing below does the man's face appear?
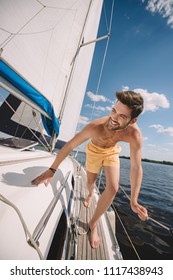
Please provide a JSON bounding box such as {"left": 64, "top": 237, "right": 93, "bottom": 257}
{"left": 107, "top": 101, "right": 135, "bottom": 131}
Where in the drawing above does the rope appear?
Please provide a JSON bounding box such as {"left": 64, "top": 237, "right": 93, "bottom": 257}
{"left": 0, "top": 194, "right": 44, "bottom": 259}
{"left": 119, "top": 185, "right": 172, "bottom": 233}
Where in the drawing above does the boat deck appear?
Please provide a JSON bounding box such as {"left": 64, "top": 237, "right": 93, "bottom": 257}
{"left": 75, "top": 177, "right": 110, "bottom": 260}
{"left": 71, "top": 159, "right": 121, "bottom": 260}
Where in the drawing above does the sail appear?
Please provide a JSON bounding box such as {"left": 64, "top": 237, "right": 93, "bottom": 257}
{"left": 0, "top": 0, "right": 103, "bottom": 142}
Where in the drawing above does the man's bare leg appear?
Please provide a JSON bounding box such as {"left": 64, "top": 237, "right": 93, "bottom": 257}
{"left": 84, "top": 171, "right": 97, "bottom": 208}
{"left": 89, "top": 166, "right": 120, "bottom": 249}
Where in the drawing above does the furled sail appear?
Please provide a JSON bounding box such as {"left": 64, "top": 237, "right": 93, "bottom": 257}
{"left": 0, "top": 0, "right": 103, "bottom": 144}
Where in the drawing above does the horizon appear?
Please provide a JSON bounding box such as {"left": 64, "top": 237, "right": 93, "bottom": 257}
{"left": 1, "top": 0, "right": 173, "bottom": 162}
{"left": 76, "top": 0, "right": 173, "bottom": 162}
{"left": 72, "top": 149, "right": 173, "bottom": 165}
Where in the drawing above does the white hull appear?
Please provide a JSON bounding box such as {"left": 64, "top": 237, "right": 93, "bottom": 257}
{"left": 0, "top": 145, "right": 122, "bottom": 260}
{"left": 0, "top": 146, "right": 74, "bottom": 259}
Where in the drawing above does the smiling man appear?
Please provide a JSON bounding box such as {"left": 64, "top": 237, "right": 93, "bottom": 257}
{"left": 32, "top": 91, "right": 148, "bottom": 249}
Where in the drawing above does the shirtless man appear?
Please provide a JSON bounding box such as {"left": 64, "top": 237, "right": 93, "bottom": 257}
{"left": 32, "top": 91, "right": 148, "bottom": 249}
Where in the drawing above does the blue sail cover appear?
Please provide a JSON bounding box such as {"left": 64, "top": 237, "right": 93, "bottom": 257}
{"left": 0, "top": 59, "right": 60, "bottom": 136}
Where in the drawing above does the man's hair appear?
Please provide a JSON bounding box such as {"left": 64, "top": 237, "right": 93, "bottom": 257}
{"left": 115, "top": 91, "right": 144, "bottom": 118}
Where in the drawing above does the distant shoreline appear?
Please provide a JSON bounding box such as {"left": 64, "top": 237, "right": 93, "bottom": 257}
{"left": 73, "top": 150, "right": 173, "bottom": 166}
{"left": 1, "top": 138, "right": 172, "bottom": 166}
{"left": 120, "top": 155, "right": 173, "bottom": 166}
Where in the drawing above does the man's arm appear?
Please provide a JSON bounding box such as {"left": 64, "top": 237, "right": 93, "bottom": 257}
{"left": 50, "top": 125, "right": 93, "bottom": 170}
{"left": 129, "top": 130, "right": 148, "bottom": 221}
{"left": 31, "top": 123, "right": 92, "bottom": 186}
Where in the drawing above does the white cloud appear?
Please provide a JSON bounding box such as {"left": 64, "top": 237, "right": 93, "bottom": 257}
{"left": 142, "top": 0, "right": 173, "bottom": 29}
{"left": 143, "top": 136, "right": 148, "bottom": 141}
{"left": 78, "top": 115, "right": 89, "bottom": 125}
{"left": 85, "top": 87, "right": 170, "bottom": 119}
{"left": 133, "top": 88, "right": 170, "bottom": 112}
{"left": 147, "top": 143, "right": 157, "bottom": 147}
{"left": 85, "top": 103, "right": 111, "bottom": 112}
{"left": 160, "top": 147, "right": 170, "bottom": 152}
{"left": 105, "top": 106, "right": 112, "bottom": 111}
{"left": 150, "top": 124, "right": 173, "bottom": 136}
{"left": 122, "top": 85, "right": 130, "bottom": 91}
{"left": 120, "top": 87, "right": 169, "bottom": 112}
{"left": 86, "top": 91, "right": 111, "bottom": 103}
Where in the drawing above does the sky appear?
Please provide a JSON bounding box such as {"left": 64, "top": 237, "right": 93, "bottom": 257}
{"left": 1, "top": 0, "right": 173, "bottom": 162}
{"left": 76, "top": 0, "right": 173, "bottom": 162}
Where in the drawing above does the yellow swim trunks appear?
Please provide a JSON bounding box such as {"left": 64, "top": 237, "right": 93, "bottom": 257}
{"left": 86, "top": 141, "right": 122, "bottom": 174}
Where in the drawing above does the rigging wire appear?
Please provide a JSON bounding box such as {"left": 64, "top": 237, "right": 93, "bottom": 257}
{"left": 0, "top": 92, "right": 50, "bottom": 151}
{"left": 14, "top": 102, "right": 26, "bottom": 138}
{"left": 90, "top": 0, "right": 115, "bottom": 120}
{"left": 96, "top": 167, "right": 173, "bottom": 258}
{"left": 111, "top": 202, "right": 141, "bottom": 259}
{"left": 103, "top": 2, "right": 109, "bottom": 32}
{"left": 97, "top": 169, "right": 141, "bottom": 260}
{"left": 32, "top": 111, "right": 50, "bottom": 146}
{"left": 119, "top": 185, "right": 173, "bottom": 234}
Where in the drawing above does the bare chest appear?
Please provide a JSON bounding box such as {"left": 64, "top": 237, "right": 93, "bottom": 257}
{"left": 92, "top": 130, "right": 129, "bottom": 148}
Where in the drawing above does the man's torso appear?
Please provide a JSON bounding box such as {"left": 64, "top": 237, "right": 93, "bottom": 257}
{"left": 88, "top": 116, "right": 141, "bottom": 148}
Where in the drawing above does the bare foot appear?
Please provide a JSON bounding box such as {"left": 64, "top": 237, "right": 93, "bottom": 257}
{"left": 83, "top": 195, "right": 93, "bottom": 208}
{"left": 88, "top": 223, "right": 100, "bottom": 249}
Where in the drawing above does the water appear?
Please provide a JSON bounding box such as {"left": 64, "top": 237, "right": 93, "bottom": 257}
{"left": 73, "top": 151, "right": 173, "bottom": 260}
{"left": 115, "top": 158, "right": 173, "bottom": 260}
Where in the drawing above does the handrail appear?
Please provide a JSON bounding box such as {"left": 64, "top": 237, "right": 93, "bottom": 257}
{"left": 0, "top": 154, "right": 54, "bottom": 166}
{"left": 69, "top": 173, "right": 81, "bottom": 260}
{"left": 19, "top": 142, "right": 39, "bottom": 151}
{"left": 0, "top": 193, "right": 44, "bottom": 259}
{"left": 32, "top": 171, "right": 71, "bottom": 243}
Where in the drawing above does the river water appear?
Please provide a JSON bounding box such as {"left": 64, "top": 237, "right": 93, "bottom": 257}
{"left": 74, "top": 152, "right": 173, "bottom": 260}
